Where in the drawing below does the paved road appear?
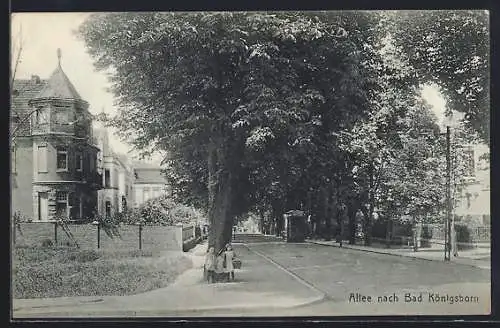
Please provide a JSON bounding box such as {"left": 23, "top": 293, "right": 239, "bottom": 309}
{"left": 231, "top": 233, "right": 491, "bottom": 316}
{"left": 14, "top": 233, "right": 491, "bottom": 317}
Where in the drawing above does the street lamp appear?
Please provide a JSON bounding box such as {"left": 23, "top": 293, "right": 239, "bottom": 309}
{"left": 440, "top": 113, "right": 460, "bottom": 262}
{"left": 444, "top": 125, "right": 452, "bottom": 261}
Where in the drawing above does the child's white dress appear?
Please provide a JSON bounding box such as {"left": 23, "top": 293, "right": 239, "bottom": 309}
{"left": 224, "top": 250, "right": 235, "bottom": 272}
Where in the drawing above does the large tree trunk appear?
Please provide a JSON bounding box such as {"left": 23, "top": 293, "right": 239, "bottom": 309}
{"left": 272, "top": 200, "right": 285, "bottom": 237}
{"left": 207, "top": 140, "right": 234, "bottom": 254}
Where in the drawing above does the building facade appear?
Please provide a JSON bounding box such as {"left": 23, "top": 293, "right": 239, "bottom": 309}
{"left": 453, "top": 142, "right": 490, "bottom": 226}
{"left": 11, "top": 50, "right": 101, "bottom": 222}
{"left": 94, "top": 128, "right": 134, "bottom": 218}
{"left": 132, "top": 163, "right": 170, "bottom": 208}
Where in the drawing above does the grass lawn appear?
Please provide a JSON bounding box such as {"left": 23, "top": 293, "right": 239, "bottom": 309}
{"left": 12, "top": 246, "right": 192, "bottom": 299}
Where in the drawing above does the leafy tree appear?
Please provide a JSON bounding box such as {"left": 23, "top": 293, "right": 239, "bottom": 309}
{"left": 78, "top": 12, "right": 378, "bottom": 252}
{"left": 384, "top": 10, "right": 489, "bottom": 142}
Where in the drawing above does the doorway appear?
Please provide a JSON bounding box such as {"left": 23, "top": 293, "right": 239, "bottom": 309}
{"left": 105, "top": 201, "right": 111, "bottom": 218}
{"left": 38, "top": 192, "right": 48, "bottom": 221}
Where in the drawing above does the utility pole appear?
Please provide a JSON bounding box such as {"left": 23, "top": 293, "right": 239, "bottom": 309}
{"left": 445, "top": 126, "right": 452, "bottom": 261}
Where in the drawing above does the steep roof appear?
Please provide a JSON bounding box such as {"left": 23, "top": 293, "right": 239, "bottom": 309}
{"left": 34, "top": 64, "right": 83, "bottom": 101}
{"left": 11, "top": 78, "right": 47, "bottom": 116}
{"left": 133, "top": 167, "right": 167, "bottom": 185}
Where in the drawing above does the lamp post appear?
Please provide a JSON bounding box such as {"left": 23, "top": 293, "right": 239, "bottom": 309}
{"left": 441, "top": 111, "right": 460, "bottom": 262}
{"left": 444, "top": 125, "right": 452, "bottom": 261}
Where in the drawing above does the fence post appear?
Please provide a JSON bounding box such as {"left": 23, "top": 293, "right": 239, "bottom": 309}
{"left": 139, "top": 224, "right": 143, "bottom": 250}
{"left": 54, "top": 222, "right": 58, "bottom": 245}
{"left": 97, "top": 223, "right": 101, "bottom": 249}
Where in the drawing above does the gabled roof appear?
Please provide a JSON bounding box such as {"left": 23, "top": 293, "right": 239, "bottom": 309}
{"left": 11, "top": 79, "right": 47, "bottom": 116}
{"left": 34, "top": 64, "right": 83, "bottom": 101}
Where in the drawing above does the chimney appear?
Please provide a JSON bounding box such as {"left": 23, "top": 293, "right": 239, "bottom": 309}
{"left": 31, "top": 75, "right": 40, "bottom": 84}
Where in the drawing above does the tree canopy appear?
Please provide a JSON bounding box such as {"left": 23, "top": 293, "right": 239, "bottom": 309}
{"left": 78, "top": 11, "right": 489, "bottom": 250}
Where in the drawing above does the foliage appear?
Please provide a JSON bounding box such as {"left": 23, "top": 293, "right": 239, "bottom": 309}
{"left": 118, "top": 195, "right": 206, "bottom": 226}
{"left": 95, "top": 213, "right": 121, "bottom": 239}
{"left": 78, "top": 12, "right": 379, "bottom": 250}
{"left": 455, "top": 224, "right": 473, "bottom": 250}
{"left": 12, "top": 246, "right": 192, "bottom": 298}
{"left": 385, "top": 10, "right": 489, "bottom": 142}
{"left": 78, "top": 11, "right": 487, "bottom": 246}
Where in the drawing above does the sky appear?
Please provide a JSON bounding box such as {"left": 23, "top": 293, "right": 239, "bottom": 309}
{"left": 10, "top": 12, "right": 162, "bottom": 164}
{"left": 11, "top": 12, "right": 449, "bottom": 160}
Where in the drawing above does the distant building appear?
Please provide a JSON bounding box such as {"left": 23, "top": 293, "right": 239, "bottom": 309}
{"left": 453, "top": 142, "right": 490, "bottom": 226}
{"left": 93, "top": 127, "right": 134, "bottom": 218}
{"left": 132, "top": 162, "right": 170, "bottom": 207}
{"left": 11, "top": 50, "right": 101, "bottom": 221}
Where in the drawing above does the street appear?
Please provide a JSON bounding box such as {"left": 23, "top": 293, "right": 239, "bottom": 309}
{"left": 237, "top": 234, "right": 489, "bottom": 301}
{"left": 14, "top": 233, "right": 491, "bottom": 318}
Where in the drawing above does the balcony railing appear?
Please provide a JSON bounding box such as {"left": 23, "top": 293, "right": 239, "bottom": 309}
{"left": 31, "top": 122, "right": 91, "bottom": 139}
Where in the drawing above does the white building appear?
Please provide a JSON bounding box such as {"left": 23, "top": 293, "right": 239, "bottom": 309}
{"left": 453, "top": 142, "right": 490, "bottom": 226}
{"left": 132, "top": 162, "right": 170, "bottom": 207}
{"left": 94, "top": 127, "right": 134, "bottom": 217}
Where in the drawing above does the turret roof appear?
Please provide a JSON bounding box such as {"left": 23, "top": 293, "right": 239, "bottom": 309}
{"left": 34, "top": 49, "right": 83, "bottom": 101}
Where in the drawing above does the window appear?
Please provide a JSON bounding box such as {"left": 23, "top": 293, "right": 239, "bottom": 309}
{"left": 35, "top": 107, "right": 49, "bottom": 124}
{"left": 105, "top": 201, "right": 112, "bottom": 218}
{"left": 75, "top": 152, "right": 82, "bottom": 172}
{"left": 153, "top": 187, "right": 161, "bottom": 198}
{"left": 38, "top": 145, "right": 48, "bottom": 172}
{"left": 69, "top": 193, "right": 82, "bottom": 219}
{"left": 135, "top": 188, "right": 143, "bottom": 207}
{"left": 466, "top": 193, "right": 472, "bottom": 209}
{"left": 56, "top": 147, "right": 68, "bottom": 171}
{"left": 121, "top": 196, "right": 127, "bottom": 212}
{"left": 104, "top": 169, "right": 111, "bottom": 188}
{"left": 144, "top": 187, "right": 151, "bottom": 202}
{"left": 55, "top": 191, "right": 68, "bottom": 219}
{"left": 55, "top": 110, "right": 69, "bottom": 124}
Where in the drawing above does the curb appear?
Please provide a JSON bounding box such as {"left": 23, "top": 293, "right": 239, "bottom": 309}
{"left": 13, "top": 293, "right": 326, "bottom": 317}
{"left": 307, "top": 240, "right": 490, "bottom": 270}
{"left": 14, "top": 294, "right": 326, "bottom": 317}
{"left": 14, "top": 243, "right": 327, "bottom": 316}
{"left": 13, "top": 298, "right": 105, "bottom": 312}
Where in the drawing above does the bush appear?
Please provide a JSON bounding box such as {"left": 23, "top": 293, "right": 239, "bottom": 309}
{"left": 118, "top": 196, "right": 206, "bottom": 227}
{"left": 420, "top": 225, "right": 433, "bottom": 247}
{"left": 455, "top": 224, "right": 473, "bottom": 250}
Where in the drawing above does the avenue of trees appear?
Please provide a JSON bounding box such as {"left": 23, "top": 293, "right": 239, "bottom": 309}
{"left": 78, "top": 11, "right": 489, "bottom": 252}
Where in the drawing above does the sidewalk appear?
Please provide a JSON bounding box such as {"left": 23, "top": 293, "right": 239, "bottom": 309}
{"left": 307, "top": 239, "right": 490, "bottom": 270}
{"left": 13, "top": 241, "right": 324, "bottom": 317}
